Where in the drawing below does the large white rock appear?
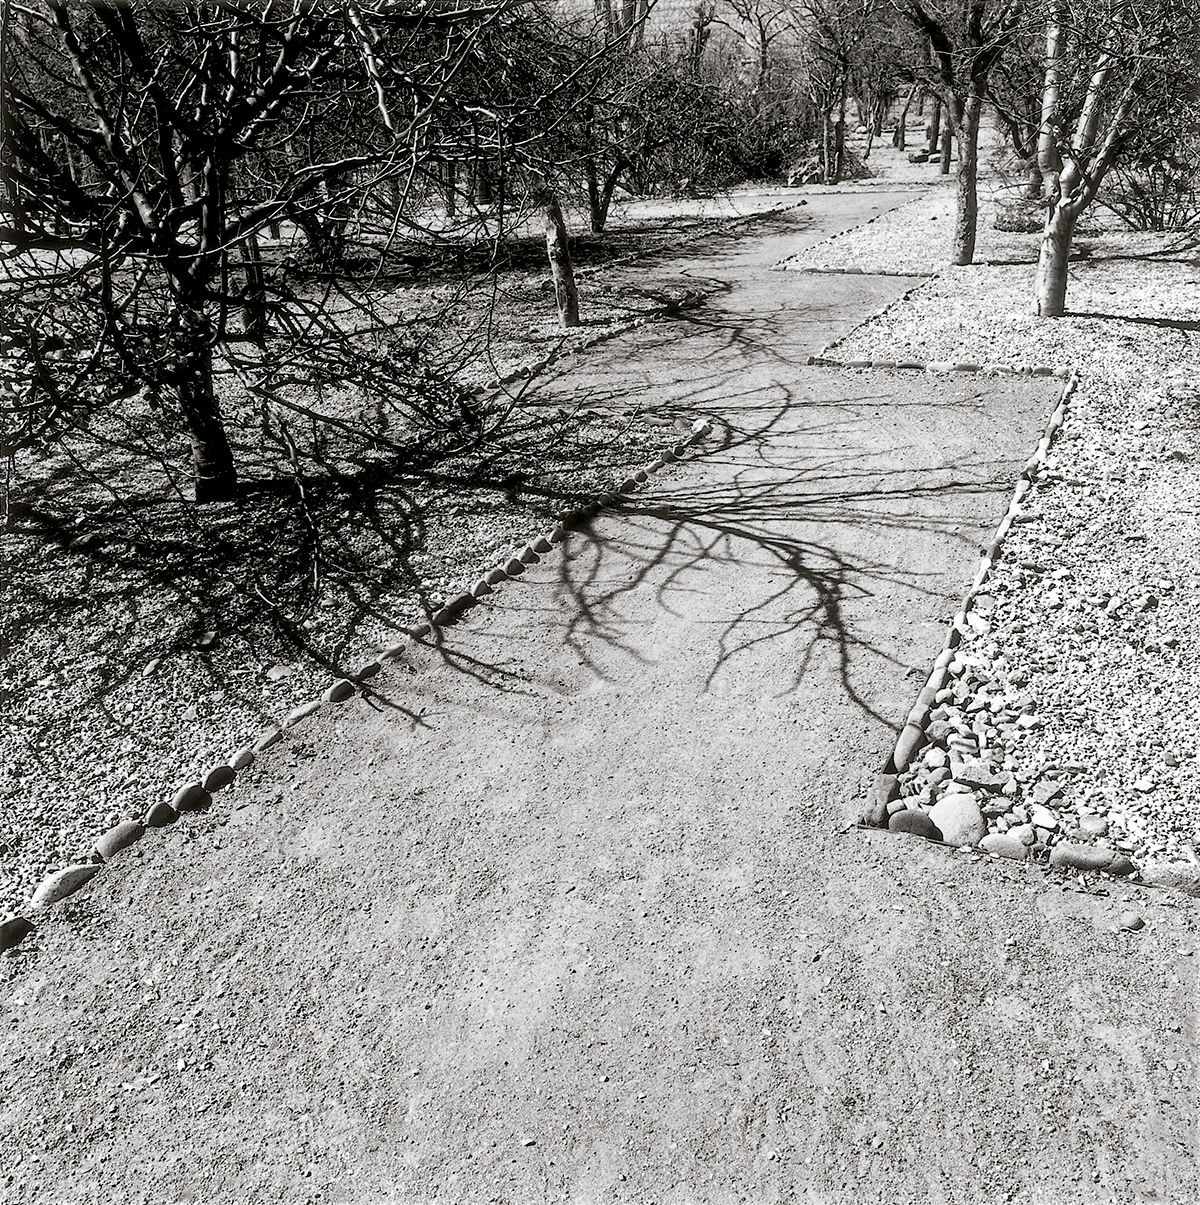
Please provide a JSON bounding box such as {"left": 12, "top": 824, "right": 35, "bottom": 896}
{"left": 929, "top": 794, "right": 986, "bottom": 847}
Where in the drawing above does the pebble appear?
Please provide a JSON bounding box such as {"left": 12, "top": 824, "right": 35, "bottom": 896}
{"left": 202, "top": 764, "right": 236, "bottom": 792}
{"left": 172, "top": 783, "right": 212, "bottom": 812}
{"left": 31, "top": 864, "right": 100, "bottom": 908}
{"left": 284, "top": 701, "right": 322, "bottom": 728}
{"left": 0, "top": 915, "right": 33, "bottom": 951}
{"left": 253, "top": 727, "right": 284, "bottom": 753}
{"left": 1048, "top": 843, "right": 1134, "bottom": 875}
{"left": 888, "top": 810, "right": 942, "bottom": 840}
{"left": 980, "top": 833, "right": 1029, "bottom": 861}
{"left": 322, "top": 679, "right": 357, "bottom": 704}
{"left": 144, "top": 801, "right": 178, "bottom": 828}
{"left": 229, "top": 748, "right": 256, "bottom": 771}
{"left": 1118, "top": 911, "right": 1145, "bottom": 932}
{"left": 1076, "top": 815, "right": 1108, "bottom": 838}
{"left": 1029, "top": 804, "right": 1059, "bottom": 831}
{"left": 93, "top": 820, "right": 145, "bottom": 860}
{"left": 929, "top": 795, "right": 986, "bottom": 847}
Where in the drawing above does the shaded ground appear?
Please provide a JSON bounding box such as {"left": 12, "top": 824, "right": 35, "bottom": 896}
{"left": 3, "top": 192, "right": 1196, "bottom": 1205}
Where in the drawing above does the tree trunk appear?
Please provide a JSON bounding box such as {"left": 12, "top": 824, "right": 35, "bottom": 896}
{"left": 952, "top": 97, "right": 981, "bottom": 265}
{"left": 443, "top": 161, "right": 457, "bottom": 217}
{"left": 175, "top": 313, "right": 238, "bottom": 502}
{"left": 926, "top": 101, "right": 941, "bottom": 155}
{"left": 939, "top": 115, "right": 953, "bottom": 174}
{"left": 239, "top": 232, "right": 268, "bottom": 341}
{"left": 542, "top": 193, "right": 580, "bottom": 328}
{"left": 1034, "top": 203, "right": 1076, "bottom": 318}
{"left": 1024, "top": 159, "right": 1043, "bottom": 200}
{"left": 893, "top": 86, "right": 917, "bottom": 150}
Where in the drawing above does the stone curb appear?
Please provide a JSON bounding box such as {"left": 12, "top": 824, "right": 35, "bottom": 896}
{"left": 809, "top": 354, "right": 1071, "bottom": 380}
{"left": 1, "top": 417, "right": 719, "bottom": 954}
{"left": 785, "top": 266, "right": 937, "bottom": 279}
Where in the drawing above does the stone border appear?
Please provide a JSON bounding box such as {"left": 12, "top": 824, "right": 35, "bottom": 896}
{"left": 784, "top": 266, "right": 937, "bottom": 279}
{"left": 0, "top": 419, "right": 716, "bottom": 955}
{"left": 839, "top": 356, "right": 1200, "bottom": 895}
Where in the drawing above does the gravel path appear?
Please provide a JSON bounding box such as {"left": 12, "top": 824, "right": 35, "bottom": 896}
{"left": 4, "top": 190, "right": 1196, "bottom": 1205}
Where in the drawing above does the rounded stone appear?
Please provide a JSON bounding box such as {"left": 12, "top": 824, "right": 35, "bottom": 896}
{"left": 634, "top": 470, "right": 649, "bottom": 483}
{"left": 1049, "top": 843, "right": 1119, "bottom": 873}
{"left": 533, "top": 536, "right": 554, "bottom": 553}
{"left": 484, "top": 568, "right": 508, "bottom": 585}
{"left": 471, "top": 580, "right": 494, "bottom": 598}
{"left": 928, "top": 795, "right": 986, "bottom": 847}
{"left": 547, "top": 526, "right": 567, "bottom": 544}
{"left": 144, "top": 801, "right": 178, "bottom": 828}
{"left": 619, "top": 478, "right": 639, "bottom": 493}
{"left": 202, "top": 763, "right": 236, "bottom": 792}
{"left": 672, "top": 444, "right": 688, "bottom": 457}
{"left": 285, "top": 700, "right": 322, "bottom": 728}
{"left": 408, "top": 623, "right": 433, "bottom": 639}
{"left": 172, "top": 783, "right": 212, "bottom": 811}
{"left": 252, "top": 727, "right": 284, "bottom": 753}
{"left": 0, "top": 915, "right": 33, "bottom": 952}
{"left": 888, "top": 810, "right": 942, "bottom": 840}
{"left": 1138, "top": 861, "right": 1200, "bottom": 896}
{"left": 433, "top": 593, "right": 475, "bottom": 625}
{"left": 31, "top": 864, "right": 101, "bottom": 909}
{"left": 229, "top": 747, "right": 256, "bottom": 770}
{"left": 355, "top": 662, "right": 383, "bottom": 681}
{"left": 1118, "top": 911, "right": 1145, "bottom": 932}
{"left": 980, "top": 833, "right": 1029, "bottom": 861}
{"left": 863, "top": 798, "right": 888, "bottom": 827}
{"left": 645, "top": 458, "right": 667, "bottom": 473}
{"left": 518, "top": 547, "right": 540, "bottom": 564}
{"left": 504, "top": 558, "right": 526, "bottom": 576}
{"left": 93, "top": 820, "right": 145, "bottom": 860}
{"left": 891, "top": 722, "right": 927, "bottom": 774}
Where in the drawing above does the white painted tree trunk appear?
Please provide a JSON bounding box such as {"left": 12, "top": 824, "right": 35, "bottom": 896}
{"left": 1034, "top": 204, "right": 1077, "bottom": 318}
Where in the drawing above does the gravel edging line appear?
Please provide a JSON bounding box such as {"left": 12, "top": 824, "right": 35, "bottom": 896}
{"left": 0, "top": 419, "right": 718, "bottom": 956}
{"left": 784, "top": 266, "right": 937, "bottom": 278}
{"left": 774, "top": 191, "right": 934, "bottom": 271}
{"left": 477, "top": 287, "right": 711, "bottom": 397}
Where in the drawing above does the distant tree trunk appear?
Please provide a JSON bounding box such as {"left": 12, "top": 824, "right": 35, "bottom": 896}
{"left": 239, "top": 232, "right": 268, "bottom": 341}
{"left": 893, "top": 86, "right": 918, "bottom": 150}
{"left": 585, "top": 157, "right": 624, "bottom": 233}
{"left": 939, "top": 113, "right": 953, "bottom": 174}
{"left": 952, "top": 95, "right": 981, "bottom": 265}
{"left": 444, "top": 160, "right": 457, "bottom": 217}
{"left": 926, "top": 101, "right": 941, "bottom": 155}
{"left": 541, "top": 192, "right": 580, "bottom": 328}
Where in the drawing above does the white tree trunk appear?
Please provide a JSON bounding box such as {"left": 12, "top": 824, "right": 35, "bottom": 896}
{"left": 1034, "top": 204, "right": 1077, "bottom": 318}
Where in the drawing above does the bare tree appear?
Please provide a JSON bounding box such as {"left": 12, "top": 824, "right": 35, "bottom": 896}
{"left": 1033, "top": 0, "right": 1199, "bottom": 316}
{"left": 894, "top": 0, "right": 1028, "bottom": 264}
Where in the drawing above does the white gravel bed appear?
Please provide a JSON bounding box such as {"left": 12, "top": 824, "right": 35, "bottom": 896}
{"left": 779, "top": 186, "right": 954, "bottom": 273}
{"left": 836, "top": 192, "right": 1200, "bottom": 874}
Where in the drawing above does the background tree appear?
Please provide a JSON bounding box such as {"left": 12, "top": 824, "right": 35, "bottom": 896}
{"left": 1033, "top": 0, "right": 1200, "bottom": 316}
{"left": 894, "top": 0, "right": 1027, "bottom": 264}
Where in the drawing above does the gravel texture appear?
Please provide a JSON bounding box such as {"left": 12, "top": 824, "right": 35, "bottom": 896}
{"left": 830, "top": 165, "right": 1200, "bottom": 878}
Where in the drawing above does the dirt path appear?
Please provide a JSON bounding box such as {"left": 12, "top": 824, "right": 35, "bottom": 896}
{"left": 3, "top": 193, "right": 1196, "bottom": 1205}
